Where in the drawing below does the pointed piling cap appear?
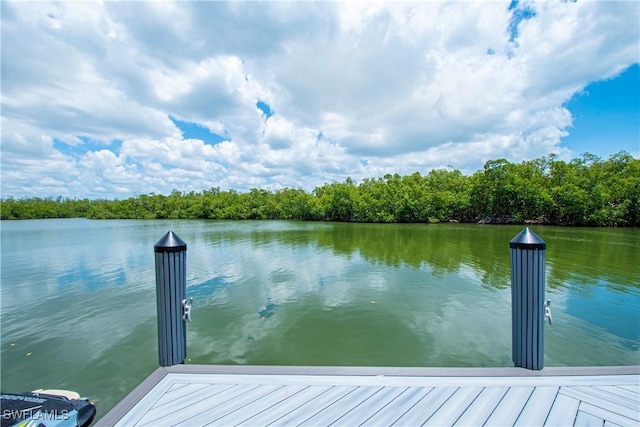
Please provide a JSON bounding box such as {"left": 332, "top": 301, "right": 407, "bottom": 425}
{"left": 510, "top": 227, "right": 546, "bottom": 250}
{"left": 154, "top": 231, "right": 187, "bottom": 253}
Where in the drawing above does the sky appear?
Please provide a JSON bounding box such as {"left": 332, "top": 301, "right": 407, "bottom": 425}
{"left": 1, "top": 0, "right": 639, "bottom": 200}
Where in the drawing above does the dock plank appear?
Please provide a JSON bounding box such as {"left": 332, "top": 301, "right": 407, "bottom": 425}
{"left": 152, "top": 383, "right": 220, "bottom": 408}
{"left": 299, "top": 386, "right": 383, "bottom": 426}
{"left": 146, "top": 384, "right": 260, "bottom": 426}
{"left": 166, "top": 383, "right": 188, "bottom": 393}
{"left": 209, "top": 385, "right": 307, "bottom": 426}
{"left": 454, "top": 387, "right": 508, "bottom": 426}
{"left": 331, "top": 386, "right": 407, "bottom": 426}
{"left": 574, "top": 410, "right": 605, "bottom": 427}
{"left": 579, "top": 386, "right": 640, "bottom": 410}
{"left": 578, "top": 402, "right": 638, "bottom": 427}
{"left": 268, "top": 386, "right": 358, "bottom": 427}
{"left": 560, "top": 387, "right": 640, "bottom": 422}
{"left": 175, "top": 385, "right": 284, "bottom": 426}
{"left": 138, "top": 384, "right": 235, "bottom": 425}
{"left": 514, "top": 386, "right": 559, "bottom": 426}
{"left": 543, "top": 393, "right": 579, "bottom": 426}
{"left": 617, "top": 385, "right": 639, "bottom": 393}
{"left": 238, "top": 385, "right": 332, "bottom": 426}
{"left": 114, "top": 374, "right": 174, "bottom": 427}
{"left": 594, "top": 386, "right": 640, "bottom": 404}
{"left": 392, "top": 387, "right": 458, "bottom": 426}
{"left": 424, "top": 386, "right": 484, "bottom": 426}
{"left": 360, "top": 387, "right": 432, "bottom": 427}
{"left": 483, "top": 386, "right": 534, "bottom": 426}
{"left": 97, "top": 366, "right": 639, "bottom": 427}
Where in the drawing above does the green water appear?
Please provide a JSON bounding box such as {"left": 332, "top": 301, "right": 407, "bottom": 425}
{"left": 1, "top": 219, "right": 639, "bottom": 420}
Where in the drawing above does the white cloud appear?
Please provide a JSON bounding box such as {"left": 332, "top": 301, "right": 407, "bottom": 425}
{"left": 1, "top": 0, "right": 638, "bottom": 198}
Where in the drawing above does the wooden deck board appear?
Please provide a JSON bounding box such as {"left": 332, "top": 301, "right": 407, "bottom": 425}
{"left": 145, "top": 384, "right": 259, "bottom": 426}
{"left": 578, "top": 402, "right": 638, "bottom": 427}
{"left": 95, "top": 365, "right": 639, "bottom": 427}
{"left": 573, "top": 386, "right": 640, "bottom": 410}
{"left": 140, "top": 384, "right": 235, "bottom": 425}
{"left": 514, "top": 386, "right": 560, "bottom": 426}
{"left": 299, "top": 386, "right": 383, "bottom": 426}
{"left": 424, "top": 386, "right": 484, "bottom": 426}
{"left": 575, "top": 410, "right": 606, "bottom": 427}
{"left": 560, "top": 387, "right": 639, "bottom": 422}
{"left": 596, "top": 386, "right": 640, "bottom": 405}
{"left": 237, "top": 385, "right": 332, "bottom": 426}
{"left": 209, "top": 385, "right": 308, "bottom": 426}
{"left": 453, "top": 386, "right": 509, "bottom": 426}
{"left": 543, "top": 393, "right": 580, "bottom": 426}
{"left": 483, "top": 386, "right": 534, "bottom": 426}
{"left": 153, "top": 383, "right": 215, "bottom": 408}
{"left": 267, "top": 386, "right": 358, "bottom": 427}
{"left": 360, "top": 386, "right": 432, "bottom": 426}
{"left": 328, "top": 386, "right": 407, "bottom": 426}
{"left": 618, "top": 384, "right": 639, "bottom": 393}
{"left": 176, "top": 384, "right": 283, "bottom": 426}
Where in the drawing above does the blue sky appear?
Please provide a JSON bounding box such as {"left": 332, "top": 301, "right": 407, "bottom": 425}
{"left": 1, "top": 0, "right": 638, "bottom": 199}
{"left": 562, "top": 64, "right": 639, "bottom": 159}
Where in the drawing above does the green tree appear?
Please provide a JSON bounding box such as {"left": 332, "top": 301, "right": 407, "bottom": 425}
{"left": 2, "top": 152, "right": 638, "bottom": 226}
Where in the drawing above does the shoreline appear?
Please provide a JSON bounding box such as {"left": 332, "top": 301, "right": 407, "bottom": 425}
{"left": 2, "top": 216, "right": 639, "bottom": 228}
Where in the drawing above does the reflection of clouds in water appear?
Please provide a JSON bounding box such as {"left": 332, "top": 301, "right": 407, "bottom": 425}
{"left": 265, "top": 281, "right": 297, "bottom": 306}
{"left": 420, "top": 285, "right": 512, "bottom": 366}
{"left": 4, "top": 219, "right": 637, "bottom": 378}
{"left": 2, "top": 287, "right": 157, "bottom": 366}
{"left": 258, "top": 302, "right": 277, "bottom": 319}
{"left": 187, "top": 275, "right": 232, "bottom": 300}
{"left": 301, "top": 254, "right": 389, "bottom": 308}
{"left": 547, "top": 278, "right": 639, "bottom": 346}
{"left": 188, "top": 239, "right": 402, "bottom": 354}
{"left": 397, "top": 266, "right": 513, "bottom": 364}
{"left": 187, "top": 241, "right": 248, "bottom": 286}
{"left": 56, "top": 266, "right": 128, "bottom": 294}
{"left": 457, "top": 263, "right": 482, "bottom": 283}
{"left": 184, "top": 222, "right": 520, "bottom": 316}
{"left": 190, "top": 311, "right": 286, "bottom": 364}
{"left": 545, "top": 283, "right": 569, "bottom": 313}
{"left": 545, "top": 314, "right": 638, "bottom": 365}
{"left": 207, "top": 236, "right": 364, "bottom": 309}
{"left": 360, "top": 268, "right": 387, "bottom": 290}
{"left": 3, "top": 242, "right": 153, "bottom": 310}
{"left": 545, "top": 280, "right": 639, "bottom": 365}
{"left": 320, "top": 278, "right": 352, "bottom": 309}
{"left": 183, "top": 225, "right": 639, "bottom": 366}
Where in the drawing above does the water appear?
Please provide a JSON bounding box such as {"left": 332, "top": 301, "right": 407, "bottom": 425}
{"left": 1, "top": 219, "right": 638, "bottom": 420}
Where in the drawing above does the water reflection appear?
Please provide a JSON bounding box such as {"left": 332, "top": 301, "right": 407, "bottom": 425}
{"left": 183, "top": 221, "right": 639, "bottom": 366}
{"left": 258, "top": 302, "right": 277, "bottom": 319}
{"left": 187, "top": 275, "right": 233, "bottom": 300}
{"left": 1, "top": 219, "right": 638, "bottom": 422}
{"left": 236, "top": 223, "right": 516, "bottom": 289}
{"left": 57, "top": 266, "right": 127, "bottom": 293}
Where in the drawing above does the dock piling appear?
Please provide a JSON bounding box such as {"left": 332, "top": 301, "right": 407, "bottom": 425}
{"left": 154, "top": 231, "right": 188, "bottom": 367}
{"left": 510, "top": 227, "right": 546, "bottom": 370}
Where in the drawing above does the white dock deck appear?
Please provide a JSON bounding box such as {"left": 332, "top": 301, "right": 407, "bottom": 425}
{"left": 95, "top": 365, "right": 639, "bottom": 427}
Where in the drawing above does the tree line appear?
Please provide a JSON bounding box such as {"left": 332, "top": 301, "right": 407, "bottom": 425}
{"left": 1, "top": 152, "right": 638, "bottom": 226}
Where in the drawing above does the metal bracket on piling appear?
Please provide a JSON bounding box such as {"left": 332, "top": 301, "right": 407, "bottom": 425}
{"left": 182, "top": 298, "right": 193, "bottom": 323}
{"left": 545, "top": 299, "right": 552, "bottom": 325}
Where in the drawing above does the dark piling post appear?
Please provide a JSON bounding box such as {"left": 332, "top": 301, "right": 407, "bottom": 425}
{"left": 154, "top": 231, "right": 190, "bottom": 367}
{"left": 510, "top": 227, "right": 546, "bottom": 370}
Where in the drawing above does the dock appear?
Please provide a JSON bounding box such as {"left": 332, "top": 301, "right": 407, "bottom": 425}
{"left": 95, "top": 365, "right": 639, "bottom": 426}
